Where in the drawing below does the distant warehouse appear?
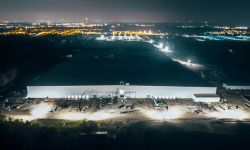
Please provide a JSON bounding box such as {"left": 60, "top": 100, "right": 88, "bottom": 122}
{"left": 223, "top": 83, "right": 250, "bottom": 90}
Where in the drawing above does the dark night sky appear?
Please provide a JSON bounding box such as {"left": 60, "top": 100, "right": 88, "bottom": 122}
{"left": 0, "top": 0, "right": 249, "bottom": 24}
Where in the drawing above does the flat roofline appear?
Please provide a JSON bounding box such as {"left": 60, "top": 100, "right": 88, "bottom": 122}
{"left": 193, "top": 94, "right": 219, "bottom": 98}
{"left": 223, "top": 83, "right": 250, "bottom": 86}
{"left": 27, "top": 85, "right": 216, "bottom": 88}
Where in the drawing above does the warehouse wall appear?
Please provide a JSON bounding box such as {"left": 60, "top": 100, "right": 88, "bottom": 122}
{"left": 27, "top": 85, "right": 217, "bottom": 99}
{"left": 192, "top": 96, "right": 220, "bottom": 103}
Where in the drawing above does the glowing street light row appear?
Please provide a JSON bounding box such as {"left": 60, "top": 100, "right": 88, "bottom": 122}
{"left": 152, "top": 42, "right": 172, "bottom": 53}
{"left": 98, "top": 36, "right": 201, "bottom": 70}
{"left": 96, "top": 34, "right": 142, "bottom": 41}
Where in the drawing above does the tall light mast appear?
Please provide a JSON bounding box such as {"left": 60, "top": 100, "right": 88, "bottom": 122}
{"left": 85, "top": 17, "right": 88, "bottom": 24}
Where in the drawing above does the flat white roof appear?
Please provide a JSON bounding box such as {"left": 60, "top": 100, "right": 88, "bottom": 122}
{"left": 27, "top": 85, "right": 217, "bottom": 99}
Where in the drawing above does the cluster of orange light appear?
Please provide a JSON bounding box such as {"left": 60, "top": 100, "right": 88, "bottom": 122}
{"left": 0, "top": 28, "right": 103, "bottom": 36}
{"left": 0, "top": 28, "right": 28, "bottom": 35}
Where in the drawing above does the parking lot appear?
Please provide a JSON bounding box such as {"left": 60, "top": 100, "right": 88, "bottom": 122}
{"left": 1, "top": 90, "right": 250, "bottom": 125}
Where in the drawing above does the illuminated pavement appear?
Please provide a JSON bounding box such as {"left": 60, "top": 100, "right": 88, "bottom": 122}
{"left": 3, "top": 96, "right": 250, "bottom": 123}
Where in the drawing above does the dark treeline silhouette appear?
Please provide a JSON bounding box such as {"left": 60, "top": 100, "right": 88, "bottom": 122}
{"left": 1, "top": 114, "right": 250, "bottom": 150}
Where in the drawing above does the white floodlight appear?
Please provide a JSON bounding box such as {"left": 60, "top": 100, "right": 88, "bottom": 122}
{"left": 187, "top": 59, "right": 191, "bottom": 66}
{"left": 159, "top": 43, "right": 164, "bottom": 49}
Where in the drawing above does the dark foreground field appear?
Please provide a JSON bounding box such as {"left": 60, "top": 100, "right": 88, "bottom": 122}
{"left": 1, "top": 116, "right": 250, "bottom": 150}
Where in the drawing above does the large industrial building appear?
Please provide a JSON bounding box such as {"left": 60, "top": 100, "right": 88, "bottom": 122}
{"left": 27, "top": 41, "right": 220, "bottom": 102}
{"left": 27, "top": 85, "right": 219, "bottom": 102}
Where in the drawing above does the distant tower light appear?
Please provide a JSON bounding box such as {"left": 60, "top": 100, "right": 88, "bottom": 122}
{"left": 187, "top": 59, "right": 191, "bottom": 66}
{"left": 85, "top": 17, "right": 88, "bottom": 24}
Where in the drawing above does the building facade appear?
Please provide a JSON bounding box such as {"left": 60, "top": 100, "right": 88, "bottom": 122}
{"left": 27, "top": 85, "right": 218, "bottom": 101}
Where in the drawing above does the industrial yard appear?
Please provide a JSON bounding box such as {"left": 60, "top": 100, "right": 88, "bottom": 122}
{"left": 1, "top": 90, "right": 250, "bottom": 150}
{"left": 2, "top": 88, "right": 250, "bottom": 125}
{"left": 1, "top": 33, "right": 250, "bottom": 128}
